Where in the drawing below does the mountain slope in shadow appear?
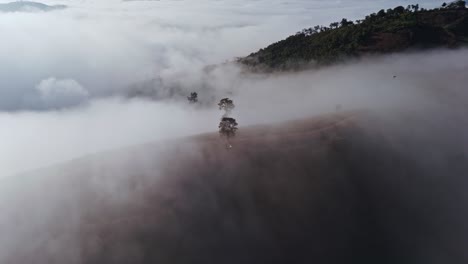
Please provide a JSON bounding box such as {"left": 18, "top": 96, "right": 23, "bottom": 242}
{"left": 1, "top": 111, "right": 468, "bottom": 264}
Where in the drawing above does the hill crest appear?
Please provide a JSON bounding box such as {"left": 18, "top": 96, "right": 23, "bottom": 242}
{"left": 239, "top": 1, "right": 468, "bottom": 71}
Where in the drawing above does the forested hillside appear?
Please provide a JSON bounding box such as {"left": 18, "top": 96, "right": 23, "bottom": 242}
{"left": 240, "top": 1, "right": 468, "bottom": 71}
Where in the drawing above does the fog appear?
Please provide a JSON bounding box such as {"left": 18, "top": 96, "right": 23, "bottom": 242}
{"left": 0, "top": 0, "right": 441, "bottom": 111}
{"left": 0, "top": 0, "right": 450, "bottom": 177}
{"left": 1, "top": 0, "right": 468, "bottom": 263}
{"left": 2, "top": 47, "right": 468, "bottom": 177}
{"left": 2, "top": 48, "right": 468, "bottom": 262}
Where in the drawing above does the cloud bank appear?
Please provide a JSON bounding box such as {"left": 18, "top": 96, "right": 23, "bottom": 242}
{"left": 1, "top": 1, "right": 468, "bottom": 263}
{"left": 0, "top": 0, "right": 452, "bottom": 177}
{"left": 1, "top": 48, "right": 468, "bottom": 177}
{"left": 0, "top": 0, "right": 442, "bottom": 110}
{"left": 34, "top": 77, "right": 89, "bottom": 108}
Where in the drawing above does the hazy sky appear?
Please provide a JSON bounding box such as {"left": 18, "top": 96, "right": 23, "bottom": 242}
{"left": 0, "top": 0, "right": 450, "bottom": 177}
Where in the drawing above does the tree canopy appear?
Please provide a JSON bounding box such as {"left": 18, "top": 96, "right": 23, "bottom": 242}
{"left": 239, "top": 1, "right": 468, "bottom": 71}
{"left": 187, "top": 92, "right": 198, "bottom": 103}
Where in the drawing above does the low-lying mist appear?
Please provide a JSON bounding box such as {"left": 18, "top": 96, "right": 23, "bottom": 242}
{"left": 0, "top": 0, "right": 441, "bottom": 112}
{"left": 2, "top": 48, "right": 468, "bottom": 177}
{"left": 2, "top": 1, "right": 468, "bottom": 262}
{"left": 2, "top": 48, "right": 468, "bottom": 263}
{"left": 0, "top": 0, "right": 446, "bottom": 176}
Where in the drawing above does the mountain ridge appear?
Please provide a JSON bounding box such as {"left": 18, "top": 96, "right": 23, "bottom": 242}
{"left": 239, "top": 1, "right": 468, "bottom": 71}
{"left": 0, "top": 1, "right": 66, "bottom": 13}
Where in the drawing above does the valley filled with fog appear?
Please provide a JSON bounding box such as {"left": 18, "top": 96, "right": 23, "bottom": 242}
{"left": 2, "top": 1, "right": 468, "bottom": 263}
{"left": 0, "top": 0, "right": 448, "bottom": 177}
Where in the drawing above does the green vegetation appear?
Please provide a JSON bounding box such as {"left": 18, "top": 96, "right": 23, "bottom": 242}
{"left": 239, "top": 1, "right": 468, "bottom": 71}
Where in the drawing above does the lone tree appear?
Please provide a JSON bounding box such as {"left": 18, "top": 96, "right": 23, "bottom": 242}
{"left": 219, "top": 117, "right": 238, "bottom": 139}
{"left": 187, "top": 92, "right": 198, "bottom": 103}
{"left": 218, "top": 98, "right": 235, "bottom": 114}
{"left": 217, "top": 98, "right": 238, "bottom": 148}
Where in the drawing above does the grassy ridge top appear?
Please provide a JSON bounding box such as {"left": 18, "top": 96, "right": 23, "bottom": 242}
{"left": 239, "top": 1, "right": 468, "bottom": 71}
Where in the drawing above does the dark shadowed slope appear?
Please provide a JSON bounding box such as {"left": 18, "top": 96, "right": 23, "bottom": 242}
{"left": 1, "top": 111, "right": 468, "bottom": 264}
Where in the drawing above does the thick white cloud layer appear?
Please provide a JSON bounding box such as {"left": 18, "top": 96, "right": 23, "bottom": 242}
{"left": 0, "top": 0, "right": 442, "bottom": 110}
{"left": 2, "top": 48, "right": 468, "bottom": 177}
{"left": 0, "top": 0, "right": 451, "bottom": 176}
{"left": 35, "top": 77, "right": 89, "bottom": 108}
{"left": 1, "top": 3, "right": 468, "bottom": 264}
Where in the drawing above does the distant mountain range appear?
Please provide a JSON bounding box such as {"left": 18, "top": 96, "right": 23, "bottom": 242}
{"left": 0, "top": 1, "right": 66, "bottom": 12}
{"left": 239, "top": 1, "right": 468, "bottom": 71}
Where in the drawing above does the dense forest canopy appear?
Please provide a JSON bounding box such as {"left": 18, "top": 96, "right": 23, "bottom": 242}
{"left": 239, "top": 1, "right": 468, "bottom": 71}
